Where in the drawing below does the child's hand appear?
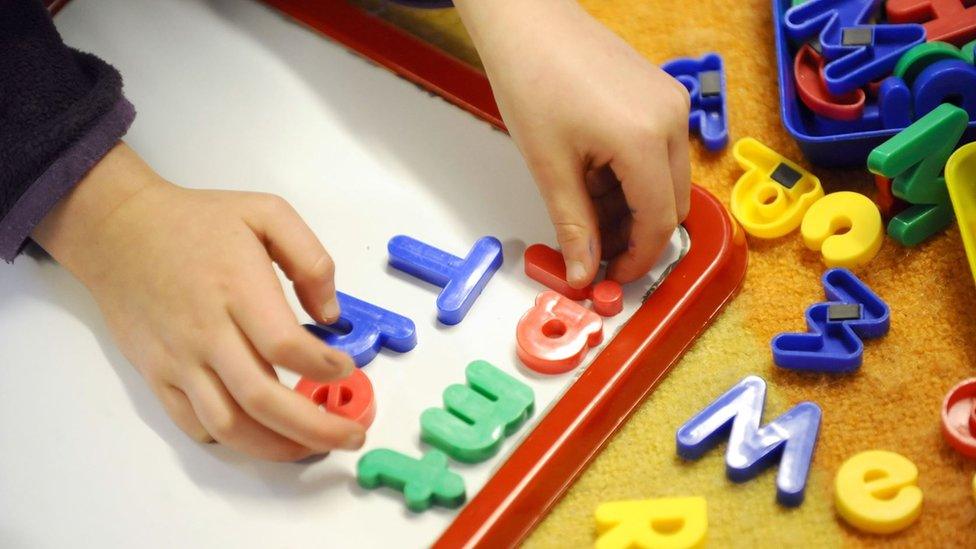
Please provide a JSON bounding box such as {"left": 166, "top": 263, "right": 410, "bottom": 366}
{"left": 456, "top": 0, "right": 692, "bottom": 288}
{"left": 32, "top": 144, "right": 364, "bottom": 461}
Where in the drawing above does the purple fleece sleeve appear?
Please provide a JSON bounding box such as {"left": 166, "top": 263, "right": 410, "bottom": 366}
{"left": 0, "top": 0, "right": 134, "bottom": 262}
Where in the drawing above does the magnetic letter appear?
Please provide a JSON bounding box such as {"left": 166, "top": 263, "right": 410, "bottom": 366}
{"left": 294, "top": 369, "right": 377, "bottom": 428}
{"left": 388, "top": 235, "right": 503, "bottom": 325}
{"left": 730, "top": 137, "right": 824, "bottom": 238}
{"left": 305, "top": 291, "right": 416, "bottom": 368}
{"left": 516, "top": 291, "right": 603, "bottom": 375}
{"left": 595, "top": 497, "right": 707, "bottom": 549}
{"left": 941, "top": 378, "right": 976, "bottom": 459}
{"left": 887, "top": 0, "right": 976, "bottom": 46}
{"left": 772, "top": 268, "right": 890, "bottom": 373}
{"left": 662, "top": 53, "right": 729, "bottom": 151}
{"left": 784, "top": 0, "right": 925, "bottom": 94}
{"left": 420, "top": 360, "right": 535, "bottom": 463}
{"left": 357, "top": 449, "right": 466, "bottom": 512}
{"left": 523, "top": 243, "right": 591, "bottom": 300}
{"left": 868, "top": 103, "right": 969, "bottom": 245}
{"left": 794, "top": 44, "right": 866, "bottom": 121}
{"left": 676, "top": 375, "right": 822, "bottom": 507}
{"left": 801, "top": 191, "right": 884, "bottom": 268}
{"left": 835, "top": 450, "right": 923, "bottom": 534}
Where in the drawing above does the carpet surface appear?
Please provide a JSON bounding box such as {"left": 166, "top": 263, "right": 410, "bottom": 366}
{"left": 351, "top": 1, "right": 976, "bottom": 546}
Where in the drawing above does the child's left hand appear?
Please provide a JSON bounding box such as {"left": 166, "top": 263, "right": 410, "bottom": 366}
{"left": 456, "top": 0, "right": 692, "bottom": 288}
{"left": 31, "top": 144, "right": 363, "bottom": 462}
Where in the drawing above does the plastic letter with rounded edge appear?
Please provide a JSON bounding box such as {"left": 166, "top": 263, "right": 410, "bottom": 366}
{"left": 357, "top": 449, "right": 466, "bottom": 512}
{"left": 945, "top": 143, "right": 976, "bottom": 288}
{"left": 801, "top": 192, "right": 883, "bottom": 268}
{"left": 420, "top": 360, "right": 535, "bottom": 463}
{"left": 912, "top": 59, "right": 976, "bottom": 119}
{"left": 304, "top": 291, "right": 416, "bottom": 368}
{"left": 892, "top": 41, "right": 971, "bottom": 86}
{"left": 387, "top": 235, "right": 503, "bottom": 325}
{"left": 662, "top": 53, "right": 729, "bottom": 151}
{"left": 595, "top": 497, "right": 707, "bottom": 549}
{"left": 868, "top": 103, "right": 969, "bottom": 246}
{"left": 821, "top": 25, "right": 927, "bottom": 95}
{"left": 794, "top": 44, "right": 866, "bottom": 121}
{"left": 887, "top": 0, "right": 976, "bottom": 46}
{"left": 772, "top": 268, "right": 890, "bottom": 373}
{"left": 516, "top": 290, "right": 603, "bottom": 375}
{"left": 874, "top": 174, "right": 909, "bottom": 219}
{"left": 676, "top": 375, "right": 822, "bottom": 507}
{"left": 835, "top": 450, "right": 923, "bottom": 534}
{"left": 783, "top": 0, "right": 926, "bottom": 93}
{"left": 523, "top": 243, "right": 591, "bottom": 300}
{"left": 731, "top": 137, "right": 824, "bottom": 238}
{"left": 294, "top": 369, "right": 377, "bottom": 428}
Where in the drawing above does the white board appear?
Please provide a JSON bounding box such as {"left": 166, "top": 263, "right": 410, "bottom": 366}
{"left": 0, "top": 1, "right": 687, "bottom": 546}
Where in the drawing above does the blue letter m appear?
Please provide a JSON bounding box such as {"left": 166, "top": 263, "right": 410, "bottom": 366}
{"left": 676, "top": 376, "right": 822, "bottom": 507}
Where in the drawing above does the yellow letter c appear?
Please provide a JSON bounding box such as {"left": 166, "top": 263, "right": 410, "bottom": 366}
{"left": 801, "top": 192, "right": 883, "bottom": 268}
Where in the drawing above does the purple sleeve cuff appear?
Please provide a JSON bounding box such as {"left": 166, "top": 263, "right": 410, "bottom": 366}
{"left": 0, "top": 97, "right": 136, "bottom": 263}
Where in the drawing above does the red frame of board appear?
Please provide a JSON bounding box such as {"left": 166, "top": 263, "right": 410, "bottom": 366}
{"left": 254, "top": 5, "right": 749, "bottom": 546}
{"left": 51, "top": 0, "right": 748, "bottom": 545}
{"left": 439, "top": 186, "right": 746, "bottom": 547}
{"left": 260, "top": 0, "right": 505, "bottom": 131}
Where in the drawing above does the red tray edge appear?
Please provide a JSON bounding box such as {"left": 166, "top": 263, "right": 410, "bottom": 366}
{"left": 436, "top": 185, "right": 747, "bottom": 548}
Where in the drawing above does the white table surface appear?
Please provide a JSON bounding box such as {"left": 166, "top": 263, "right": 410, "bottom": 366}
{"left": 0, "top": 1, "right": 686, "bottom": 546}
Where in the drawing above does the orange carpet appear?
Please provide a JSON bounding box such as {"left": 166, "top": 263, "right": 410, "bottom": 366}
{"left": 350, "top": 1, "right": 976, "bottom": 545}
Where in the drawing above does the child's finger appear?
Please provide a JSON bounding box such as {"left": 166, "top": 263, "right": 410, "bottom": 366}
{"left": 181, "top": 364, "right": 314, "bottom": 462}
{"left": 152, "top": 382, "right": 213, "bottom": 443}
{"left": 529, "top": 151, "right": 601, "bottom": 288}
{"left": 243, "top": 193, "right": 340, "bottom": 325}
{"left": 209, "top": 328, "right": 366, "bottom": 453}
{"left": 668, "top": 130, "right": 692, "bottom": 222}
{"left": 226, "top": 258, "right": 354, "bottom": 382}
{"left": 607, "top": 139, "right": 678, "bottom": 283}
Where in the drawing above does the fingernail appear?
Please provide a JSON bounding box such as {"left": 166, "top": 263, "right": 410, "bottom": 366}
{"left": 342, "top": 431, "right": 365, "bottom": 450}
{"left": 567, "top": 260, "right": 587, "bottom": 285}
{"left": 322, "top": 297, "right": 340, "bottom": 323}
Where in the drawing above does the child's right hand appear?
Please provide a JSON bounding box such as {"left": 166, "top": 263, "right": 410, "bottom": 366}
{"left": 455, "top": 0, "right": 691, "bottom": 289}
{"left": 32, "top": 144, "right": 365, "bottom": 461}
